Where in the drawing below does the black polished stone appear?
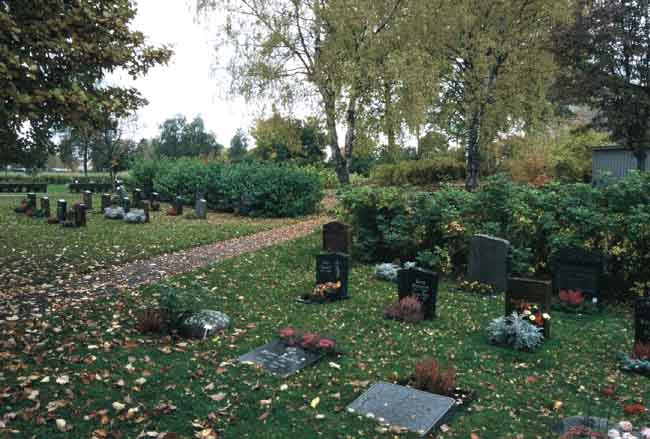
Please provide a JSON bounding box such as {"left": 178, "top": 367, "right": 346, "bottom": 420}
{"left": 238, "top": 340, "right": 324, "bottom": 378}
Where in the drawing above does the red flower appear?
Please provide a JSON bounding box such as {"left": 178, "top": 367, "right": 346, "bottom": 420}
{"left": 559, "top": 290, "right": 570, "bottom": 302}
{"left": 301, "top": 333, "right": 317, "bottom": 346}
{"left": 279, "top": 328, "right": 295, "bottom": 338}
{"left": 623, "top": 403, "right": 646, "bottom": 416}
{"left": 534, "top": 314, "right": 544, "bottom": 327}
{"left": 318, "top": 339, "right": 335, "bottom": 350}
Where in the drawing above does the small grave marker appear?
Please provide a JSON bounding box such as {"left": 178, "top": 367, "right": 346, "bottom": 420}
{"left": 552, "top": 248, "right": 604, "bottom": 305}
{"left": 57, "top": 199, "right": 67, "bottom": 223}
{"left": 467, "top": 234, "right": 511, "bottom": 292}
{"left": 315, "top": 253, "right": 349, "bottom": 300}
{"left": 122, "top": 197, "right": 130, "bottom": 213}
{"left": 143, "top": 202, "right": 150, "bottom": 223}
{"left": 397, "top": 267, "right": 439, "bottom": 319}
{"left": 174, "top": 196, "right": 184, "bottom": 215}
{"left": 347, "top": 382, "right": 455, "bottom": 436}
{"left": 635, "top": 297, "right": 650, "bottom": 345}
{"left": 74, "top": 204, "right": 87, "bottom": 227}
{"left": 133, "top": 188, "right": 143, "bottom": 208}
{"left": 150, "top": 192, "right": 160, "bottom": 211}
{"left": 101, "top": 193, "right": 111, "bottom": 212}
{"left": 322, "top": 221, "right": 352, "bottom": 254}
{"left": 82, "top": 190, "right": 93, "bottom": 210}
{"left": 196, "top": 198, "right": 207, "bottom": 219}
{"left": 40, "top": 197, "right": 50, "bottom": 217}
{"left": 505, "top": 277, "right": 552, "bottom": 338}
{"left": 27, "top": 192, "right": 36, "bottom": 209}
{"left": 238, "top": 340, "right": 324, "bottom": 378}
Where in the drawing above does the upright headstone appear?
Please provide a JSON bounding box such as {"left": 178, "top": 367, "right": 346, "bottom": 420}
{"left": 552, "top": 248, "right": 604, "bottom": 304}
{"left": 82, "top": 190, "right": 93, "bottom": 210}
{"left": 133, "top": 188, "right": 143, "bottom": 208}
{"left": 397, "top": 267, "right": 440, "bottom": 320}
{"left": 635, "top": 297, "right": 650, "bottom": 345}
{"left": 505, "top": 277, "right": 552, "bottom": 338}
{"left": 150, "top": 192, "right": 160, "bottom": 212}
{"left": 27, "top": 192, "right": 37, "bottom": 209}
{"left": 57, "top": 199, "right": 67, "bottom": 223}
{"left": 322, "top": 221, "right": 352, "bottom": 254}
{"left": 174, "top": 196, "right": 184, "bottom": 215}
{"left": 196, "top": 198, "right": 207, "bottom": 219}
{"left": 467, "top": 234, "right": 511, "bottom": 292}
{"left": 101, "top": 193, "right": 111, "bottom": 212}
{"left": 74, "top": 204, "right": 87, "bottom": 227}
{"left": 316, "top": 253, "right": 350, "bottom": 300}
{"left": 122, "top": 196, "right": 130, "bottom": 214}
{"left": 40, "top": 196, "right": 50, "bottom": 217}
{"left": 143, "top": 202, "right": 150, "bottom": 223}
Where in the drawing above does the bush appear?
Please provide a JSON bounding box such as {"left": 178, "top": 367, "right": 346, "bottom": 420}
{"left": 487, "top": 312, "right": 545, "bottom": 351}
{"left": 370, "top": 157, "right": 465, "bottom": 187}
{"left": 413, "top": 358, "right": 456, "bottom": 396}
{"left": 384, "top": 296, "right": 425, "bottom": 323}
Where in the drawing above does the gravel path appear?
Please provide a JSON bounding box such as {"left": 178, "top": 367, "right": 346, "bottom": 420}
{"left": 1, "top": 216, "right": 329, "bottom": 317}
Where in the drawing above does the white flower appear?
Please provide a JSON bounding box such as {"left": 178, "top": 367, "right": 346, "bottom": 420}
{"left": 542, "top": 313, "right": 551, "bottom": 320}
{"left": 523, "top": 310, "right": 532, "bottom": 316}
{"left": 529, "top": 315, "right": 536, "bottom": 321}
{"left": 640, "top": 427, "right": 650, "bottom": 439}
{"left": 622, "top": 434, "right": 637, "bottom": 439}
{"left": 609, "top": 430, "right": 622, "bottom": 439}
{"left": 619, "top": 421, "right": 634, "bottom": 433}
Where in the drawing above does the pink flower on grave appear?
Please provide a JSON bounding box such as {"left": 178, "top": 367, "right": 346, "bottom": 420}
{"left": 318, "top": 339, "right": 335, "bottom": 350}
{"left": 279, "top": 328, "right": 295, "bottom": 338}
{"left": 301, "top": 333, "right": 318, "bottom": 347}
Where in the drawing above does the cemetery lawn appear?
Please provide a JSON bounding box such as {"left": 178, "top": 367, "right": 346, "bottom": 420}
{"left": 0, "top": 187, "right": 305, "bottom": 290}
{"left": 2, "top": 233, "right": 649, "bottom": 438}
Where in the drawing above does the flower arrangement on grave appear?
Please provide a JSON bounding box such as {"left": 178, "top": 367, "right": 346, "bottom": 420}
{"left": 277, "top": 327, "right": 337, "bottom": 355}
{"left": 459, "top": 280, "right": 496, "bottom": 296}
{"left": 487, "top": 311, "right": 546, "bottom": 351}
{"left": 617, "top": 342, "right": 650, "bottom": 376}
{"left": 554, "top": 289, "right": 599, "bottom": 314}
{"left": 516, "top": 301, "right": 551, "bottom": 329}
{"left": 300, "top": 281, "right": 341, "bottom": 303}
{"left": 384, "top": 296, "right": 425, "bottom": 323}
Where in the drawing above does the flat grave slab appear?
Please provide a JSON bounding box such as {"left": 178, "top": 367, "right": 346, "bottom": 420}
{"left": 347, "top": 382, "right": 455, "bottom": 436}
{"left": 238, "top": 340, "right": 324, "bottom": 378}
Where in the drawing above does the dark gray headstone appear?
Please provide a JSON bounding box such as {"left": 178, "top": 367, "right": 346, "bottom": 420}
{"left": 101, "top": 193, "right": 111, "bottom": 212}
{"left": 467, "top": 234, "right": 510, "bottom": 292}
{"left": 179, "top": 310, "right": 231, "bottom": 339}
{"left": 323, "top": 221, "right": 352, "bottom": 254}
{"left": 27, "top": 192, "right": 36, "bottom": 209}
{"left": 150, "top": 192, "right": 161, "bottom": 212}
{"left": 238, "top": 340, "right": 323, "bottom": 378}
{"left": 552, "top": 248, "right": 604, "bottom": 304}
{"left": 122, "top": 196, "right": 130, "bottom": 213}
{"left": 143, "top": 202, "right": 150, "bottom": 223}
{"left": 74, "top": 204, "right": 87, "bottom": 227}
{"left": 397, "top": 267, "right": 439, "bottom": 319}
{"left": 316, "top": 253, "right": 349, "bottom": 300}
{"left": 347, "top": 382, "right": 455, "bottom": 436}
{"left": 40, "top": 197, "right": 50, "bottom": 217}
{"left": 505, "top": 277, "right": 552, "bottom": 338}
{"left": 174, "top": 196, "right": 184, "bottom": 215}
{"left": 133, "top": 188, "right": 143, "bottom": 208}
{"left": 196, "top": 198, "right": 207, "bottom": 219}
{"left": 635, "top": 298, "right": 650, "bottom": 344}
{"left": 82, "top": 190, "right": 93, "bottom": 210}
{"left": 57, "top": 199, "right": 67, "bottom": 223}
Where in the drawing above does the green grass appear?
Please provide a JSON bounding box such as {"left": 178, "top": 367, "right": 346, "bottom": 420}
{"left": 1, "top": 233, "right": 648, "bottom": 438}
{"left": 0, "top": 186, "right": 301, "bottom": 290}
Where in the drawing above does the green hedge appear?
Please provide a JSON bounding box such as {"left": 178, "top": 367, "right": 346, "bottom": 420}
{"left": 0, "top": 173, "right": 114, "bottom": 185}
{"left": 129, "top": 158, "right": 324, "bottom": 218}
{"left": 370, "top": 157, "right": 465, "bottom": 186}
{"left": 338, "top": 173, "right": 650, "bottom": 300}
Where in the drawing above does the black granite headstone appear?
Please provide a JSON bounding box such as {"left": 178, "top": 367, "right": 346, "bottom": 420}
{"left": 174, "top": 196, "right": 184, "bottom": 215}
{"left": 347, "top": 382, "right": 456, "bottom": 436}
{"left": 82, "top": 190, "right": 93, "bottom": 210}
{"left": 101, "top": 193, "right": 111, "bottom": 212}
{"left": 238, "top": 340, "right": 324, "bottom": 378}
{"left": 323, "top": 221, "right": 352, "bottom": 254}
{"left": 74, "top": 204, "right": 87, "bottom": 227}
{"left": 40, "top": 196, "right": 50, "bottom": 217}
{"left": 552, "top": 248, "right": 604, "bottom": 304}
{"left": 635, "top": 298, "right": 650, "bottom": 344}
{"left": 398, "top": 267, "right": 439, "bottom": 320}
{"left": 150, "top": 192, "right": 161, "bottom": 212}
{"left": 505, "top": 277, "right": 552, "bottom": 338}
{"left": 27, "top": 192, "right": 36, "bottom": 209}
{"left": 467, "top": 234, "right": 511, "bottom": 292}
{"left": 316, "top": 253, "right": 349, "bottom": 300}
{"left": 133, "top": 188, "right": 143, "bottom": 208}
{"left": 57, "top": 199, "right": 67, "bottom": 223}
{"left": 122, "top": 196, "right": 130, "bottom": 213}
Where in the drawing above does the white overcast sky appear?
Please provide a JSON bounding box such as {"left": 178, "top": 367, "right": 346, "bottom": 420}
{"left": 111, "top": 0, "right": 262, "bottom": 145}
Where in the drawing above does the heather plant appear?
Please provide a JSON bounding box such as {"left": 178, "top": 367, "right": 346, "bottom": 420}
{"left": 413, "top": 358, "right": 457, "bottom": 396}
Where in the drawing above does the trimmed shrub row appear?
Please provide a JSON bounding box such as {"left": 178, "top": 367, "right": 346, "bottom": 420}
{"left": 338, "top": 173, "right": 650, "bottom": 300}
{"left": 370, "top": 157, "right": 466, "bottom": 187}
{"left": 129, "top": 158, "right": 324, "bottom": 218}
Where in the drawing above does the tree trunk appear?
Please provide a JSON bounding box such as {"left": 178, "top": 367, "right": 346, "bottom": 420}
{"left": 341, "top": 95, "right": 359, "bottom": 185}
{"left": 384, "top": 81, "right": 397, "bottom": 157}
{"left": 465, "top": 108, "right": 482, "bottom": 191}
{"left": 322, "top": 89, "right": 350, "bottom": 185}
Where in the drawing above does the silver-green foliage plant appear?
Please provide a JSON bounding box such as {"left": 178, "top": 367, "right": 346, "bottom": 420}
{"left": 616, "top": 352, "right": 650, "bottom": 376}
{"left": 487, "top": 312, "right": 544, "bottom": 351}
{"left": 374, "top": 263, "right": 400, "bottom": 282}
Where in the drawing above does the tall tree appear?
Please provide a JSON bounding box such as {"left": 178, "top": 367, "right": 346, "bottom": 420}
{"left": 196, "top": 0, "right": 409, "bottom": 184}
{"left": 555, "top": 0, "right": 650, "bottom": 170}
{"left": 228, "top": 128, "right": 248, "bottom": 162}
{"left": 154, "top": 115, "right": 223, "bottom": 158}
{"left": 0, "top": 0, "right": 172, "bottom": 167}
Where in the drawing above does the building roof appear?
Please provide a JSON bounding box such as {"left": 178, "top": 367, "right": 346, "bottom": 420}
{"left": 592, "top": 145, "right": 629, "bottom": 152}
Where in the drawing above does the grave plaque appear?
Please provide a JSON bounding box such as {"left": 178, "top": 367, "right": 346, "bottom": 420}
{"left": 552, "top": 248, "right": 604, "bottom": 304}
{"left": 57, "top": 199, "right": 67, "bottom": 223}
{"left": 398, "top": 267, "right": 440, "bottom": 319}
{"left": 322, "top": 221, "right": 352, "bottom": 254}
{"left": 40, "top": 197, "right": 50, "bottom": 217}
{"left": 505, "top": 277, "right": 552, "bottom": 338}
{"left": 196, "top": 198, "right": 207, "bottom": 219}
{"left": 467, "top": 234, "right": 511, "bottom": 292}
{"left": 101, "top": 193, "right": 111, "bottom": 212}
{"left": 347, "top": 382, "right": 456, "bottom": 436}
{"left": 316, "top": 253, "right": 349, "bottom": 300}
{"left": 27, "top": 192, "right": 36, "bottom": 209}
{"left": 238, "top": 340, "right": 324, "bottom": 378}
{"left": 174, "top": 196, "right": 184, "bottom": 215}
{"left": 635, "top": 298, "right": 650, "bottom": 344}
{"left": 122, "top": 197, "right": 130, "bottom": 214}
{"left": 82, "top": 190, "right": 93, "bottom": 210}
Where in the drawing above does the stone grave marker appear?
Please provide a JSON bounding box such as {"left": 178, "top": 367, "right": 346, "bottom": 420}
{"left": 179, "top": 310, "right": 231, "bottom": 339}
{"left": 40, "top": 197, "right": 50, "bottom": 217}
{"left": 122, "top": 197, "right": 130, "bottom": 214}
{"left": 82, "top": 190, "right": 93, "bottom": 210}
{"left": 27, "top": 192, "right": 36, "bottom": 209}
{"left": 238, "top": 340, "right": 324, "bottom": 378}
{"left": 552, "top": 248, "right": 604, "bottom": 305}
{"left": 635, "top": 297, "right": 650, "bottom": 344}
{"left": 347, "top": 382, "right": 456, "bottom": 436}
{"left": 174, "top": 196, "right": 184, "bottom": 215}
{"left": 196, "top": 198, "right": 207, "bottom": 219}
{"left": 133, "top": 188, "right": 143, "bottom": 208}
{"left": 322, "top": 221, "right": 352, "bottom": 254}
{"left": 143, "top": 202, "right": 150, "bottom": 223}
{"left": 150, "top": 192, "right": 161, "bottom": 211}
{"left": 467, "top": 234, "right": 511, "bottom": 292}
{"left": 101, "top": 193, "right": 111, "bottom": 212}
{"left": 57, "top": 199, "right": 67, "bottom": 223}
{"left": 505, "top": 277, "right": 552, "bottom": 338}
{"left": 316, "top": 253, "right": 349, "bottom": 300}
{"left": 397, "top": 267, "right": 440, "bottom": 320}
{"left": 74, "top": 204, "right": 87, "bottom": 227}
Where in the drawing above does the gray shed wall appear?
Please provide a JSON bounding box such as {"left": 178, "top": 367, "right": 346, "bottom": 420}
{"left": 592, "top": 149, "right": 649, "bottom": 182}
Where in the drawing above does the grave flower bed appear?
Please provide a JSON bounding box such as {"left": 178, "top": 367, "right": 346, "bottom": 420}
{"left": 487, "top": 309, "right": 549, "bottom": 352}
{"left": 384, "top": 296, "right": 425, "bottom": 323}
{"left": 277, "top": 327, "right": 338, "bottom": 355}
{"left": 554, "top": 289, "right": 600, "bottom": 314}
{"left": 299, "top": 281, "right": 342, "bottom": 303}
{"left": 617, "top": 342, "right": 650, "bottom": 376}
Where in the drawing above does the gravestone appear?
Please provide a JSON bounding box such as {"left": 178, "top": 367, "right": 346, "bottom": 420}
{"left": 316, "top": 253, "right": 350, "bottom": 300}
{"left": 57, "top": 199, "right": 67, "bottom": 223}
{"left": 101, "top": 193, "right": 111, "bottom": 212}
{"left": 150, "top": 192, "right": 160, "bottom": 211}
{"left": 347, "top": 382, "right": 456, "bottom": 436}
{"left": 238, "top": 340, "right": 324, "bottom": 378}
{"left": 122, "top": 197, "right": 130, "bottom": 214}
{"left": 82, "top": 190, "right": 93, "bottom": 210}
{"left": 196, "top": 198, "right": 207, "bottom": 219}
{"left": 467, "top": 234, "right": 511, "bottom": 292}
{"left": 74, "top": 204, "right": 87, "bottom": 227}
{"left": 143, "top": 202, "right": 150, "bottom": 223}
{"left": 635, "top": 297, "right": 650, "bottom": 345}
{"left": 40, "top": 197, "right": 50, "bottom": 217}
{"left": 397, "top": 267, "right": 440, "bottom": 319}
{"left": 27, "top": 192, "right": 36, "bottom": 209}
{"left": 322, "top": 221, "right": 352, "bottom": 254}
{"left": 552, "top": 248, "right": 604, "bottom": 304}
{"left": 179, "top": 310, "right": 231, "bottom": 339}
{"left": 133, "top": 188, "right": 143, "bottom": 208}
{"left": 174, "top": 196, "right": 184, "bottom": 215}
{"left": 505, "top": 277, "right": 552, "bottom": 338}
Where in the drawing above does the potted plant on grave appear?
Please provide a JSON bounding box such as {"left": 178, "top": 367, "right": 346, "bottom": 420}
{"left": 277, "top": 327, "right": 338, "bottom": 355}
{"left": 617, "top": 341, "right": 650, "bottom": 376}
{"left": 487, "top": 304, "right": 551, "bottom": 352}
{"left": 396, "top": 358, "right": 474, "bottom": 407}
{"left": 554, "top": 289, "right": 599, "bottom": 314}
{"left": 384, "top": 296, "right": 425, "bottom": 323}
